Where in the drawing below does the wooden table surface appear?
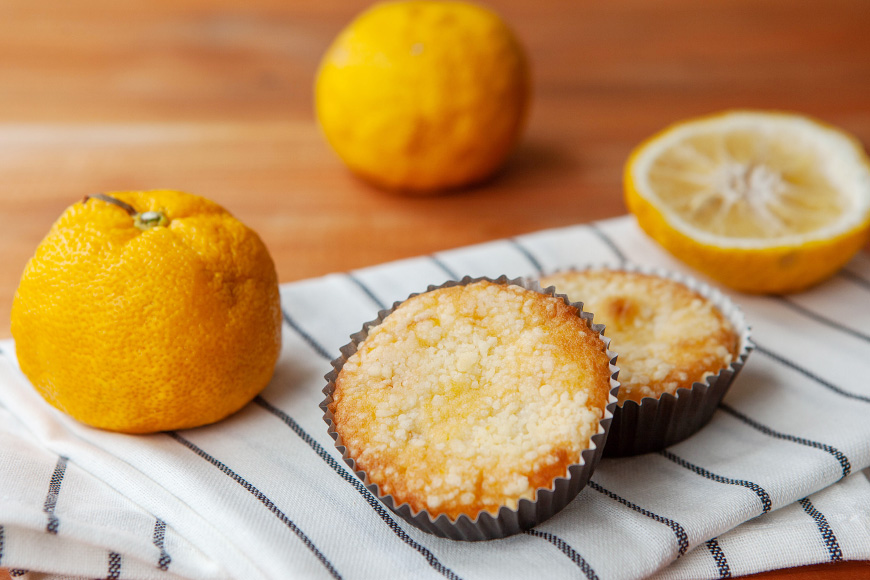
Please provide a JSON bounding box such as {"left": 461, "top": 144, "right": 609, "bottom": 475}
{"left": 2, "top": 0, "right": 869, "bottom": 578}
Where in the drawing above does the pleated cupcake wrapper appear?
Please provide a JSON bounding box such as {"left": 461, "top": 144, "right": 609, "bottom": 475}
{"left": 539, "top": 263, "right": 754, "bottom": 457}
{"left": 321, "top": 275, "right": 620, "bottom": 540}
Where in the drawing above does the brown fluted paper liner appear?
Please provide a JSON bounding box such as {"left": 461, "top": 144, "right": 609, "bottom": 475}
{"left": 539, "top": 264, "right": 753, "bottom": 457}
{"left": 321, "top": 275, "right": 619, "bottom": 540}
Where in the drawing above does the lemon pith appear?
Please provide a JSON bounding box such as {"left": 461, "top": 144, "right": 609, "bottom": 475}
{"left": 625, "top": 111, "right": 870, "bottom": 294}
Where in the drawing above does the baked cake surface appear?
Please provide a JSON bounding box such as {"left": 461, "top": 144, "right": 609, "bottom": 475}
{"left": 540, "top": 269, "right": 738, "bottom": 404}
{"left": 330, "top": 280, "right": 611, "bottom": 520}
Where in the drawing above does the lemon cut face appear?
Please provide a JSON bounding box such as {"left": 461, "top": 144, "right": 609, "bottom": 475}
{"left": 625, "top": 111, "right": 870, "bottom": 293}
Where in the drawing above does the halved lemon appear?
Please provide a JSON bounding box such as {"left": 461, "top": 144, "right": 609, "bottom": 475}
{"left": 624, "top": 110, "right": 870, "bottom": 294}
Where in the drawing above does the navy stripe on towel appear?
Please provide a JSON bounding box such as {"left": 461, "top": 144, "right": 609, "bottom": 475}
{"left": 347, "top": 273, "right": 387, "bottom": 311}
{"left": 587, "top": 223, "right": 627, "bottom": 264}
{"left": 168, "top": 431, "right": 342, "bottom": 580}
{"left": 429, "top": 255, "right": 460, "bottom": 280}
{"left": 107, "top": 552, "right": 122, "bottom": 580}
{"left": 756, "top": 345, "right": 870, "bottom": 404}
{"left": 508, "top": 238, "right": 544, "bottom": 274}
{"left": 152, "top": 518, "right": 172, "bottom": 571}
{"left": 43, "top": 456, "right": 68, "bottom": 534}
{"left": 0, "top": 524, "right": 4, "bottom": 565}
{"left": 525, "top": 529, "right": 599, "bottom": 580}
{"left": 254, "top": 396, "right": 463, "bottom": 580}
{"left": 798, "top": 498, "right": 843, "bottom": 562}
{"left": 282, "top": 309, "right": 334, "bottom": 361}
{"left": 840, "top": 269, "right": 870, "bottom": 290}
{"left": 705, "top": 538, "right": 732, "bottom": 578}
{"left": 659, "top": 449, "right": 772, "bottom": 513}
{"left": 719, "top": 403, "right": 851, "bottom": 478}
{"left": 776, "top": 297, "right": 870, "bottom": 343}
{"left": 588, "top": 480, "right": 689, "bottom": 557}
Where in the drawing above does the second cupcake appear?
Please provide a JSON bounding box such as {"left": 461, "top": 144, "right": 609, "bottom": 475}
{"left": 540, "top": 266, "right": 753, "bottom": 456}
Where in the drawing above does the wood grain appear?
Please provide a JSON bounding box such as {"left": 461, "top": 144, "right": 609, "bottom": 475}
{"left": 1, "top": 1, "right": 868, "bottom": 578}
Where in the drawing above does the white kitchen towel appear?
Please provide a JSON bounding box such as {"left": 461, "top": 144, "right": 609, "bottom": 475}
{"left": 1, "top": 215, "right": 870, "bottom": 580}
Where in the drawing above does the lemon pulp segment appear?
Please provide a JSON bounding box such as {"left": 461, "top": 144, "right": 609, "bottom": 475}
{"left": 630, "top": 112, "right": 870, "bottom": 247}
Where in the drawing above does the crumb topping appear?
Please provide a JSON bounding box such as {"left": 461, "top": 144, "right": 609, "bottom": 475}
{"left": 541, "top": 269, "right": 738, "bottom": 404}
{"left": 331, "top": 281, "right": 611, "bottom": 519}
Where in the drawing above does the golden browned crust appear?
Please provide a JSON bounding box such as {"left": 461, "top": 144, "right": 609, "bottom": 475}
{"left": 330, "top": 280, "right": 611, "bottom": 520}
{"left": 540, "top": 269, "right": 738, "bottom": 404}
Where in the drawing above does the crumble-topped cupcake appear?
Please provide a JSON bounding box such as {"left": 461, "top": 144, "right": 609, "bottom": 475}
{"left": 323, "top": 276, "right": 618, "bottom": 539}
{"left": 540, "top": 269, "right": 738, "bottom": 404}
{"left": 540, "top": 266, "right": 752, "bottom": 456}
